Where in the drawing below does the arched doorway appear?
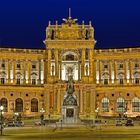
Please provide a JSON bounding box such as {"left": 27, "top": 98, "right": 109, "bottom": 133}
{"left": 61, "top": 51, "right": 79, "bottom": 81}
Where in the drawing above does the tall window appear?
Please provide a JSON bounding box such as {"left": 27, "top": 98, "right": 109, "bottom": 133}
{"left": 104, "top": 79, "right": 108, "bottom": 85}
{"left": 32, "top": 64, "right": 36, "bottom": 69}
{"left": 32, "top": 79, "right": 36, "bottom": 85}
{"left": 119, "top": 64, "right": 123, "bottom": 69}
{"left": 102, "top": 97, "right": 109, "bottom": 112}
{"left": 119, "top": 79, "right": 124, "bottom": 84}
{"left": 15, "top": 98, "right": 23, "bottom": 112}
{"left": 31, "top": 98, "right": 38, "bottom": 112}
{"left": 16, "top": 78, "right": 20, "bottom": 85}
{"left": 135, "top": 78, "right": 139, "bottom": 84}
{"left": 1, "top": 63, "right": 5, "bottom": 68}
{"left": 104, "top": 64, "right": 108, "bottom": 69}
{"left": 132, "top": 97, "right": 140, "bottom": 112}
{"left": 117, "top": 98, "right": 125, "bottom": 112}
{"left": 17, "top": 63, "right": 21, "bottom": 69}
{"left": 1, "top": 78, "right": 5, "bottom": 84}
{"left": 135, "top": 63, "right": 139, "bottom": 68}
{"left": 1, "top": 98, "right": 8, "bottom": 112}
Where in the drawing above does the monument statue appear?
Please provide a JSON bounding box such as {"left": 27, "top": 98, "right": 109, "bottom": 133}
{"left": 63, "top": 75, "right": 77, "bottom": 106}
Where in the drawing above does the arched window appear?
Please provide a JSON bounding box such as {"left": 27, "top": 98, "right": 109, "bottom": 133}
{"left": 31, "top": 98, "right": 38, "bottom": 112}
{"left": 16, "top": 72, "right": 23, "bottom": 85}
{"left": 1, "top": 98, "right": 8, "bottom": 112}
{"left": 133, "top": 72, "right": 140, "bottom": 84}
{"left": 102, "top": 73, "right": 109, "bottom": 85}
{"left": 117, "top": 98, "right": 125, "bottom": 112}
{"left": 31, "top": 73, "right": 38, "bottom": 85}
{"left": 0, "top": 71, "right": 6, "bottom": 84}
{"left": 117, "top": 72, "right": 124, "bottom": 85}
{"left": 132, "top": 97, "right": 140, "bottom": 112}
{"left": 15, "top": 98, "right": 23, "bottom": 112}
{"left": 102, "top": 98, "right": 109, "bottom": 112}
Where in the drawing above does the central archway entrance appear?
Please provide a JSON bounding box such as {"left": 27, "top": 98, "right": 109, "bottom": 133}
{"left": 61, "top": 51, "right": 80, "bottom": 81}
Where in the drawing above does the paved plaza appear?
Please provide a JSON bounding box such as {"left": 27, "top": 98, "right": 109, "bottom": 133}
{"left": 1, "top": 125, "right": 140, "bottom": 140}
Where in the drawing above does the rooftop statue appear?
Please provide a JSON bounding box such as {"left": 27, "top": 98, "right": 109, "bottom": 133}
{"left": 62, "top": 8, "right": 78, "bottom": 25}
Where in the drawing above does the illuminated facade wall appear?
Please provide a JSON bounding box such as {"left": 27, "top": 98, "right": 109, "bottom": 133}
{"left": 0, "top": 15, "right": 140, "bottom": 119}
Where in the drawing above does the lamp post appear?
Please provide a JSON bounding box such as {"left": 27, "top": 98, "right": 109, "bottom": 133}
{"left": 40, "top": 108, "right": 45, "bottom": 125}
{"left": 124, "top": 112, "right": 128, "bottom": 119}
{"left": 95, "top": 107, "right": 99, "bottom": 119}
{"left": 0, "top": 106, "right": 4, "bottom": 136}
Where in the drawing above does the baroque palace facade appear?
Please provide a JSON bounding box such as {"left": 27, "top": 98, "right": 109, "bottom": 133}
{"left": 0, "top": 14, "right": 140, "bottom": 120}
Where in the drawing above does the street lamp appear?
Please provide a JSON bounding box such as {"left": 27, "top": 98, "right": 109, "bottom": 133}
{"left": 0, "top": 106, "right": 4, "bottom": 136}
{"left": 124, "top": 112, "right": 128, "bottom": 119}
{"left": 95, "top": 107, "right": 99, "bottom": 119}
{"left": 14, "top": 112, "right": 19, "bottom": 123}
{"left": 40, "top": 108, "right": 45, "bottom": 125}
{"left": 40, "top": 108, "right": 45, "bottom": 114}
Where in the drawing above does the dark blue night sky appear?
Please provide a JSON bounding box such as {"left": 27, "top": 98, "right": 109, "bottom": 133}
{"left": 0, "top": 0, "right": 140, "bottom": 49}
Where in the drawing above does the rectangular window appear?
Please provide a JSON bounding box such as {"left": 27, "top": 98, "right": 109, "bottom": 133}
{"left": 32, "top": 79, "right": 36, "bottom": 85}
{"left": 119, "top": 64, "right": 123, "bottom": 69}
{"left": 1, "top": 78, "right": 5, "bottom": 84}
{"left": 1, "top": 63, "right": 5, "bottom": 68}
{"left": 132, "top": 102, "right": 140, "bottom": 112}
{"left": 17, "top": 64, "right": 21, "bottom": 69}
{"left": 32, "top": 64, "right": 36, "bottom": 69}
{"left": 117, "top": 103, "right": 125, "bottom": 112}
{"left": 120, "top": 79, "right": 124, "bottom": 84}
{"left": 135, "top": 78, "right": 139, "bottom": 84}
{"left": 104, "top": 64, "right": 108, "bottom": 69}
{"left": 16, "top": 79, "right": 20, "bottom": 85}
{"left": 135, "top": 63, "right": 139, "bottom": 68}
{"left": 104, "top": 79, "right": 108, "bottom": 85}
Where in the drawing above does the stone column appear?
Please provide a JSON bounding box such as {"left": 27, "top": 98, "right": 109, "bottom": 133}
{"left": 78, "top": 61, "right": 81, "bottom": 81}
{"left": 41, "top": 59, "right": 44, "bottom": 84}
{"left": 8, "top": 60, "right": 11, "bottom": 84}
{"left": 90, "top": 88, "right": 95, "bottom": 117}
{"left": 55, "top": 49, "right": 59, "bottom": 80}
{"left": 99, "top": 61, "right": 102, "bottom": 84}
{"left": 48, "top": 49, "right": 51, "bottom": 76}
{"left": 129, "top": 60, "right": 132, "bottom": 84}
{"left": 114, "top": 60, "right": 117, "bottom": 84}
{"left": 124, "top": 60, "right": 127, "bottom": 84}
{"left": 109, "top": 61, "right": 112, "bottom": 85}
{"left": 28, "top": 60, "right": 31, "bottom": 84}
{"left": 44, "top": 59, "right": 47, "bottom": 84}
{"left": 57, "top": 89, "right": 61, "bottom": 114}
{"left": 13, "top": 60, "right": 16, "bottom": 84}
{"left": 46, "top": 89, "right": 50, "bottom": 115}
{"left": 59, "top": 62, "right": 62, "bottom": 80}
{"left": 93, "top": 60, "right": 96, "bottom": 84}
{"left": 38, "top": 60, "right": 41, "bottom": 84}
{"left": 81, "top": 49, "right": 85, "bottom": 79}
{"left": 89, "top": 49, "right": 93, "bottom": 76}
{"left": 79, "top": 88, "right": 83, "bottom": 113}
{"left": 53, "top": 89, "right": 57, "bottom": 112}
{"left": 83, "top": 90, "right": 87, "bottom": 114}
{"left": 23, "top": 61, "right": 26, "bottom": 84}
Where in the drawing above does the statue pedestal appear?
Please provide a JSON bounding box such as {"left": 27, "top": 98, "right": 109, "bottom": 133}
{"left": 62, "top": 106, "right": 80, "bottom": 124}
